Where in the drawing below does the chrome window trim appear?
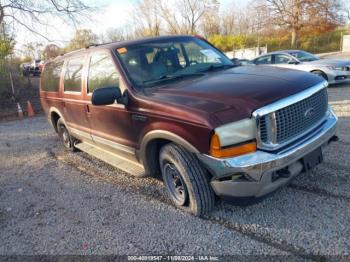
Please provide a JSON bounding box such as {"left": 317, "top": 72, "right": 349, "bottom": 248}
{"left": 253, "top": 80, "right": 328, "bottom": 151}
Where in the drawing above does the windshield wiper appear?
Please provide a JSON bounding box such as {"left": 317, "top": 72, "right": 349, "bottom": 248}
{"left": 198, "top": 64, "right": 235, "bottom": 73}
{"left": 142, "top": 72, "right": 204, "bottom": 85}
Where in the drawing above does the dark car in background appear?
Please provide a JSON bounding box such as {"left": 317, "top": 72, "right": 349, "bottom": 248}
{"left": 40, "top": 35, "right": 337, "bottom": 216}
{"left": 27, "top": 59, "right": 43, "bottom": 76}
{"left": 21, "top": 62, "right": 31, "bottom": 76}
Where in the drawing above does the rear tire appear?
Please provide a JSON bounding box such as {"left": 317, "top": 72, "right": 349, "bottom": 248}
{"left": 311, "top": 70, "right": 328, "bottom": 81}
{"left": 57, "top": 119, "right": 77, "bottom": 151}
{"left": 159, "top": 143, "right": 215, "bottom": 217}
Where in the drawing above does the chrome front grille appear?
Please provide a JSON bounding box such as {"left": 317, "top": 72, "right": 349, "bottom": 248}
{"left": 257, "top": 86, "right": 328, "bottom": 150}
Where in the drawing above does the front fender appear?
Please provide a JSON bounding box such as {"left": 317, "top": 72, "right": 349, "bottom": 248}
{"left": 138, "top": 129, "right": 203, "bottom": 176}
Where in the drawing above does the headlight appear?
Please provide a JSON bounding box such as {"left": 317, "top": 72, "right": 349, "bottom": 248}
{"left": 210, "top": 118, "right": 257, "bottom": 158}
{"left": 327, "top": 66, "right": 347, "bottom": 71}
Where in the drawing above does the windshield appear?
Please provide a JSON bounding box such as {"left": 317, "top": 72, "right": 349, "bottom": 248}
{"left": 288, "top": 51, "right": 320, "bottom": 62}
{"left": 115, "top": 37, "right": 233, "bottom": 88}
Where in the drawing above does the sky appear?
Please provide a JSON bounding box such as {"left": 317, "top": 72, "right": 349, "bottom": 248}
{"left": 14, "top": 0, "right": 248, "bottom": 54}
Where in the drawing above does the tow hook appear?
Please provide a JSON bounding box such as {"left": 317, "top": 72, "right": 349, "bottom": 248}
{"left": 328, "top": 135, "right": 339, "bottom": 144}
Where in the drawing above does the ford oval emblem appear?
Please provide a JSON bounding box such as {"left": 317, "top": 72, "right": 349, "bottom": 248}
{"left": 304, "top": 107, "right": 315, "bottom": 118}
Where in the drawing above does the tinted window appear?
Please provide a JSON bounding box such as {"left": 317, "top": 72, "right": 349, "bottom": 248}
{"left": 64, "top": 57, "right": 84, "bottom": 92}
{"left": 274, "top": 54, "right": 294, "bottom": 64}
{"left": 40, "top": 61, "right": 63, "bottom": 92}
{"left": 88, "top": 53, "right": 120, "bottom": 93}
{"left": 255, "top": 56, "right": 272, "bottom": 65}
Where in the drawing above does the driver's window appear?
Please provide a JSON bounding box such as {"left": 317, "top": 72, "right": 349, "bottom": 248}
{"left": 88, "top": 53, "right": 120, "bottom": 93}
{"left": 274, "top": 54, "right": 293, "bottom": 64}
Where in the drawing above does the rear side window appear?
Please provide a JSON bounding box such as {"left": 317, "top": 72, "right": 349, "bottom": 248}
{"left": 64, "top": 57, "right": 84, "bottom": 92}
{"left": 88, "top": 53, "right": 120, "bottom": 93}
{"left": 41, "top": 61, "right": 63, "bottom": 92}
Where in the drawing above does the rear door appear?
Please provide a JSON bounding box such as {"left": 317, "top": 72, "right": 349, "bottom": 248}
{"left": 61, "top": 55, "right": 90, "bottom": 135}
{"left": 84, "top": 50, "right": 136, "bottom": 155}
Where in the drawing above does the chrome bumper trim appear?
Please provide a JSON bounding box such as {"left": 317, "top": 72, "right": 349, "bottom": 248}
{"left": 198, "top": 108, "right": 337, "bottom": 181}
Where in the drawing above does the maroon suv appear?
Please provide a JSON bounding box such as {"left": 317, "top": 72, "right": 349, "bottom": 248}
{"left": 40, "top": 35, "right": 337, "bottom": 216}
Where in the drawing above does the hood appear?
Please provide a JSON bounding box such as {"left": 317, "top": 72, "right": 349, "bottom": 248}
{"left": 145, "top": 66, "right": 323, "bottom": 125}
{"left": 306, "top": 59, "right": 350, "bottom": 67}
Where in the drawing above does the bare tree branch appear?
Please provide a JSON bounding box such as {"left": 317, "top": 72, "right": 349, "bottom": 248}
{"left": 0, "top": 0, "right": 93, "bottom": 41}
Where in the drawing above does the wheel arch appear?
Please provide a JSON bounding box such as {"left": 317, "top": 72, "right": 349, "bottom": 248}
{"left": 139, "top": 130, "right": 200, "bottom": 177}
{"left": 48, "top": 107, "right": 67, "bottom": 133}
{"left": 310, "top": 69, "right": 328, "bottom": 81}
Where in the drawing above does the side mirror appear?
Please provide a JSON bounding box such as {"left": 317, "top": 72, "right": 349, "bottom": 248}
{"left": 91, "top": 86, "right": 121, "bottom": 106}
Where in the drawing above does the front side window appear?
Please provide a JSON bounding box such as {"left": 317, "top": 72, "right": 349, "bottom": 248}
{"left": 64, "top": 57, "right": 84, "bottom": 92}
{"left": 88, "top": 53, "right": 120, "bottom": 93}
{"left": 274, "top": 54, "right": 294, "bottom": 64}
{"left": 116, "top": 37, "right": 233, "bottom": 88}
{"left": 255, "top": 56, "right": 272, "bottom": 65}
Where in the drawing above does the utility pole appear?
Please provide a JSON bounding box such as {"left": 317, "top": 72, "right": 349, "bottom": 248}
{"left": 340, "top": 32, "right": 343, "bottom": 53}
{"left": 9, "top": 72, "right": 15, "bottom": 96}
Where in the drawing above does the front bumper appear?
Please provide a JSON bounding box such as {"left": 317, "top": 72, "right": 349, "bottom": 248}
{"left": 327, "top": 69, "right": 350, "bottom": 84}
{"left": 197, "top": 109, "right": 337, "bottom": 198}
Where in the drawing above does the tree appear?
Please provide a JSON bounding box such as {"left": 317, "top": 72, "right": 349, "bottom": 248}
{"left": 200, "top": 0, "right": 220, "bottom": 37}
{"left": 341, "top": 0, "right": 350, "bottom": 23}
{"left": 264, "top": 0, "right": 343, "bottom": 48}
{"left": 220, "top": 6, "right": 237, "bottom": 35}
{"left": 0, "top": 0, "right": 91, "bottom": 41}
{"left": 157, "top": 0, "right": 216, "bottom": 34}
{"left": 0, "top": 23, "right": 15, "bottom": 96}
{"left": 43, "top": 44, "right": 61, "bottom": 60}
{"left": 22, "top": 42, "right": 44, "bottom": 59}
{"left": 0, "top": 23, "right": 14, "bottom": 59}
{"left": 66, "top": 29, "right": 98, "bottom": 51}
{"left": 104, "top": 27, "right": 134, "bottom": 42}
{"left": 0, "top": 34, "right": 14, "bottom": 59}
{"left": 132, "top": 0, "right": 162, "bottom": 37}
{"left": 177, "top": 0, "right": 217, "bottom": 34}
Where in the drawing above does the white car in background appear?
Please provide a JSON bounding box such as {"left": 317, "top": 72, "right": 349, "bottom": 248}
{"left": 252, "top": 50, "right": 350, "bottom": 84}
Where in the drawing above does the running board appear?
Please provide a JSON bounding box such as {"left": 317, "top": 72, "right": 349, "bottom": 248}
{"left": 75, "top": 142, "right": 146, "bottom": 177}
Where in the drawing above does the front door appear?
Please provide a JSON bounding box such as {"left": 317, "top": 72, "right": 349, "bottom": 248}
{"left": 84, "top": 51, "right": 136, "bottom": 156}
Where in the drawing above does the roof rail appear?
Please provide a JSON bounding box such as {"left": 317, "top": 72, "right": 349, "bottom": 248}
{"left": 85, "top": 43, "right": 99, "bottom": 49}
{"left": 85, "top": 41, "right": 121, "bottom": 49}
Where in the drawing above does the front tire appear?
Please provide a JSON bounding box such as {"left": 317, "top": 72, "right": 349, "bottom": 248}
{"left": 57, "top": 119, "right": 76, "bottom": 151}
{"left": 159, "top": 143, "right": 215, "bottom": 217}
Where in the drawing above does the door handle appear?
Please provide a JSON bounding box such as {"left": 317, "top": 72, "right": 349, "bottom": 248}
{"left": 86, "top": 104, "right": 90, "bottom": 113}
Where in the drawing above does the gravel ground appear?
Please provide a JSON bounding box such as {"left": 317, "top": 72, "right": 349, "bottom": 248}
{"left": 0, "top": 81, "right": 350, "bottom": 258}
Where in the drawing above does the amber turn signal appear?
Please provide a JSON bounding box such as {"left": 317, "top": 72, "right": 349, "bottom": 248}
{"left": 210, "top": 133, "right": 257, "bottom": 158}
